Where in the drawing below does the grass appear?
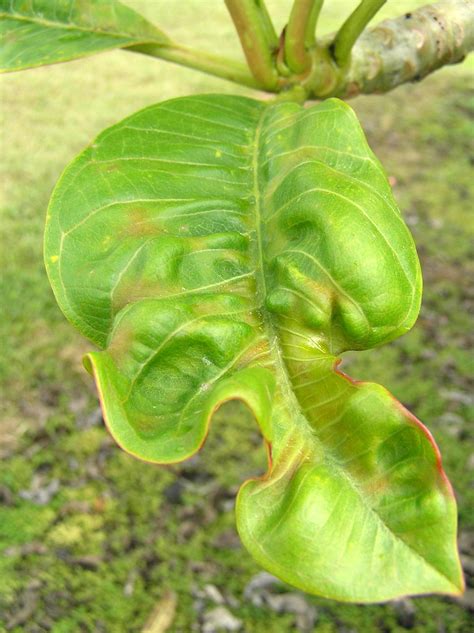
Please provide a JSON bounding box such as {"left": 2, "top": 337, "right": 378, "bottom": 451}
{"left": 1, "top": 1, "right": 473, "bottom": 631}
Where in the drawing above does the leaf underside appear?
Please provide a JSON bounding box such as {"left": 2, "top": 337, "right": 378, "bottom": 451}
{"left": 45, "top": 94, "right": 463, "bottom": 602}
{"left": 0, "top": 0, "right": 167, "bottom": 73}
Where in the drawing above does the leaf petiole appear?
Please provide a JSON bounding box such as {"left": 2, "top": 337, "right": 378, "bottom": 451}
{"left": 331, "top": 0, "right": 386, "bottom": 66}
{"left": 285, "top": 0, "right": 325, "bottom": 73}
{"left": 224, "top": 0, "right": 280, "bottom": 90}
{"left": 127, "top": 42, "right": 263, "bottom": 90}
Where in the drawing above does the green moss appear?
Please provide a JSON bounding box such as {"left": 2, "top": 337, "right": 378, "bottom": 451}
{"left": 0, "top": 505, "right": 55, "bottom": 549}
{"left": 0, "top": 456, "right": 34, "bottom": 493}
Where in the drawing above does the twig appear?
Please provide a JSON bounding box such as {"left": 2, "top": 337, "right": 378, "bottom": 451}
{"left": 141, "top": 590, "right": 177, "bottom": 633}
{"left": 127, "top": 1, "right": 474, "bottom": 102}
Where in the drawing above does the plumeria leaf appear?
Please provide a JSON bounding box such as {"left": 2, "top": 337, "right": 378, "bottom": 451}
{"left": 44, "top": 94, "right": 463, "bottom": 602}
{"left": 0, "top": 0, "right": 168, "bottom": 73}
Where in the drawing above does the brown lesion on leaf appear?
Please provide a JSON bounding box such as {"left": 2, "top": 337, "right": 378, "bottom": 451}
{"left": 4, "top": 31, "right": 19, "bottom": 44}
{"left": 103, "top": 163, "right": 120, "bottom": 174}
{"left": 111, "top": 277, "right": 164, "bottom": 314}
{"left": 236, "top": 338, "right": 271, "bottom": 370}
{"left": 120, "top": 206, "right": 163, "bottom": 238}
{"left": 107, "top": 320, "right": 136, "bottom": 360}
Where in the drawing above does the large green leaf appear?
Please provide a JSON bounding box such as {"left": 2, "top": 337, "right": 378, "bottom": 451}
{"left": 0, "top": 0, "right": 168, "bottom": 72}
{"left": 44, "top": 94, "right": 463, "bottom": 602}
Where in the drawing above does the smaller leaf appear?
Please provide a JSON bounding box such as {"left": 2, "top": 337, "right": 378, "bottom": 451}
{"left": 0, "top": 0, "right": 169, "bottom": 73}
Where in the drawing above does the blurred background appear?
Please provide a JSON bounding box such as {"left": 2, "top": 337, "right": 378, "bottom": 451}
{"left": 0, "top": 1, "right": 473, "bottom": 631}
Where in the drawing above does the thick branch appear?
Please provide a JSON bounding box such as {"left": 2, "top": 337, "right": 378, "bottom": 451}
{"left": 320, "top": 0, "right": 474, "bottom": 98}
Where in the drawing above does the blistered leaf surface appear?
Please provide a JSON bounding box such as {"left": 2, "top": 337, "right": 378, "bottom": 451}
{"left": 45, "top": 94, "right": 463, "bottom": 601}
{"left": 0, "top": 0, "right": 167, "bottom": 72}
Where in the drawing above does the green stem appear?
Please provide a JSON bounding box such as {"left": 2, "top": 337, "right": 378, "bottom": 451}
{"left": 224, "top": 0, "right": 279, "bottom": 89}
{"left": 332, "top": 0, "right": 386, "bottom": 66}
{"left": 127, "top": 42, "right": 263, "bottom": 90}
{"left": 269, "top": 84, "right": 308, "bottom": 104}
{"left": 255, "top": 0, "right": 279, "bottom": 49}
{"left": 285, "top": 0, "right": 325, "bottom": 73}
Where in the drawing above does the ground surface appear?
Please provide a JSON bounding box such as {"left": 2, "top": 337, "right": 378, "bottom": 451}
{"left": 0, "top": 2, "right": 473, "bottom": 632}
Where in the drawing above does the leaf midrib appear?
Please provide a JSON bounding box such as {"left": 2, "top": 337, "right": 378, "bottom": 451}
{"left": 250, "top": 104, "right": 457, "bottom": 590}
{"left": 251, "top": 107, "right": 313, "bottom": 439}
{"left": 0, "top": 9, "right": 162, "bottom": 43}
